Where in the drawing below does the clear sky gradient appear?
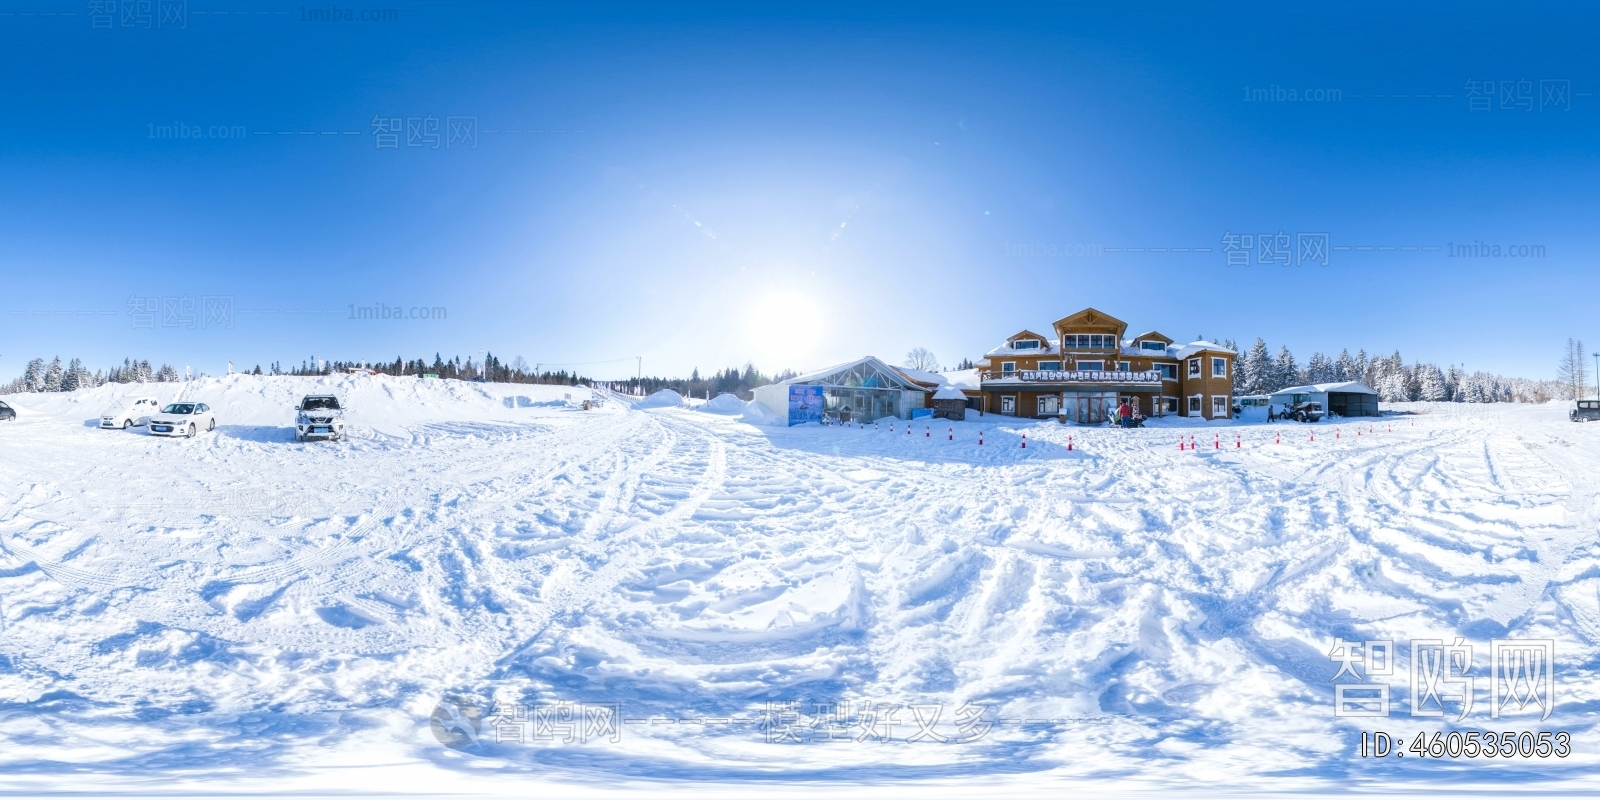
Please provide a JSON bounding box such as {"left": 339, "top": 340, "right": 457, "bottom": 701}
{"left": 2, "top": 2, "right": 1596, "bottom": 380}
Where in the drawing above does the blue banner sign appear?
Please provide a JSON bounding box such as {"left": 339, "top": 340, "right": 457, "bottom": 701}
{"left": 787, "top": 385, "right": 824, "bottom": 426}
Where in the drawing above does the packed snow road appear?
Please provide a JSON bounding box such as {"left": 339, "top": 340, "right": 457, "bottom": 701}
{"left": 0, "top": 375, "right": 1598, "bottom": 795}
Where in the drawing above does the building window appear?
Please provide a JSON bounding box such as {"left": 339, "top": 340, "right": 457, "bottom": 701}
{"left": 1211, "top": 396, "right": 1229, "bottom": 417}
{"left": 1038, "top": 361, "right": 1061, "bottom": 371}
{"left": 1188, "top": 395, "right": 1202, "bottom": 414}
{"left": 1140, "top": 341, "right": 1166, "bottom": 352}
{"left": 1154, "top": 363, "right": 1177, "bottom": 380}
{"left": 1212, "top": 357, "right": 1227, "bottom": 378}
{"left": 1037, "top": 395, "right": 1059, "bottom": 415}
{"left": 1074, "top": 334, "right": 1090, "bottom": 348}
{"left": 1014, "top": 339, "right": 1039, "bottom": 350}
{"left": 1000, "top": 395, "right": 1016, "bottom": 414}
{"left": 1162, "top": 397, "right": 1178, "bottom": 413}
{"left": 1188, "top": 358, "right": 1200, "bottom": 377}
{"left": 1118, "top": 361, "right": 1130, "bottom": 372}
{"left": 1001, "top": 361, "right": 1016, "bottom": 374}
{"left": 1077, "top": 361, "right": 1103, "bottom": 372}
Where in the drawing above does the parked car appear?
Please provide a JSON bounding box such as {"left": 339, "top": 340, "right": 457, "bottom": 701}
{"left": 1572, "top": 400, "right": 1600, "bottom": 422}
{"left": 0, "top": 401, "right": 14, "bottom": 422}
{"left": 295, "top": 395, "right": 345, "bottom": 441}
{"left": 149, "top": 402, "right": 216, "bottom": 438}
{"left": 100, "top": 396, "right": 161, "bottom": 429}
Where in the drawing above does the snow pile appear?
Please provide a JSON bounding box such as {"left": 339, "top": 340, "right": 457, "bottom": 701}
{"left": 738, "top": 398, "right": 784, "bottom": 426}
{"left": 635, "top": 388, "right": 684, "bottom": 409}
{"left": 699, "top": 392, "right": 746, "bottom": 415}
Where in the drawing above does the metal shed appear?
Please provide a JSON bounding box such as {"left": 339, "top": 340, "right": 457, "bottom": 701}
{"left": 1269, "top": 381, "right": 1380, "bottom": 418}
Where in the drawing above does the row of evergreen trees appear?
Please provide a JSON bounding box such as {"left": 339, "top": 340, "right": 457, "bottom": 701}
{"left": 609, "top": 365, "right": 798, "bottom": 400}
{"left": 1227, "top": 339, "right": 1567, "bottom": 403}
{"left": 1, "top": 357, "right": 185, "bottom": 394}
{"left": 1, "top": 352, "right": 799, "bottom": 398}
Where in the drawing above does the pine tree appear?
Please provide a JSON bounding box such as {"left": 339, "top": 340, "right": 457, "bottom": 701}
{"left": 61, "top": 358, "right": 84, "bottom": 392}
{"left": 43, "top": 356, "right": 64, "bottom": 392}
{"left": 23, "top": 358, "right": 46, "bottom": 392}
{"left": 1355, "top": 349, "right": 1370, "bottom": 386}
{"left": 1376, "top": 372, "right": 1405, "bottom": 402}
{"left": 1417, "top": 364, "right": 1447, "bottom": 401}
{"left": 1242, "top": 338, "right": 1271, "bottom": 395}
{"left": 1272, "top": 346, "right": 1299, "bottom": 392}
{"left": 1335, "top": 349, "right": 1356, "bottom": 383}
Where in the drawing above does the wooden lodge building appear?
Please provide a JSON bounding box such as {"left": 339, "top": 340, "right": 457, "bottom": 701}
{"left": 972, "top": 307, "right": 1237, "bottom": 422}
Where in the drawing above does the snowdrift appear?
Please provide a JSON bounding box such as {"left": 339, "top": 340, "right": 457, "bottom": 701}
{"left": 635, "top": 388, "right": 684, "bottom": 409}
{"left": 698, "top": 392, "right": 746, "bottom": 415}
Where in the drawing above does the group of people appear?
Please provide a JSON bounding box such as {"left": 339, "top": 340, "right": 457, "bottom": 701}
{"left": 1113, "top": 399, "right": 1145, "bottom": 428}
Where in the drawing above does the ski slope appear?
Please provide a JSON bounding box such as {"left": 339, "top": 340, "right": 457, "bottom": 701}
{"left": 0, "top": 375, "right": 1597, "bottom": 795}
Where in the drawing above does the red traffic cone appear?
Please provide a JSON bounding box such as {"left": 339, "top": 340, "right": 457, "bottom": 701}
{"left": 1214, "top": 434, "right": 1220, "bottom": 450}
{"left": 1235, "top": 434, "right": 1241, "bottom": 449}
{"left": 906, "top": 424, "right": 911, "bottom": 435}
{"left": 1068, "top": 435, "right": 1073, "bottom": 451}
{"left": 1336, "top": 428, "right": 1340, "bottom": 439}
{"left": 948, "top": 427, "right": 953, "bottom": 441}
{"left": 1310, "top": 432, "right": 1315, "bottom": 442}
{"left": 1178, "top": 438, "right": 1184, "bottom": 451}
{"left": 925, "top": 425, "right": 930, "bottom": 438}
{"left": 1022, "top": 432, "right": 1027, "bottom": 449}
{"left": 979, "top": 431, "right": 984, "bottom": 445}
{"left": 1275, "top": 430, "right": 1281, "bottom": 444}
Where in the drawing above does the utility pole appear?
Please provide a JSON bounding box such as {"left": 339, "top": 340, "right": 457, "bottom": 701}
{"left": 1592, "top": 351, "right": 1598, "bottom": 399}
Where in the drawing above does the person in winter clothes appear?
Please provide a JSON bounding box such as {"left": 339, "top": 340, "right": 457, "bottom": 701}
{"left": 1117, "top": 399, "right": 1132, "bottom": 428}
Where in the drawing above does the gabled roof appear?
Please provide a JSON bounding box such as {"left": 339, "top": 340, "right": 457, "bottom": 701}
{"left": 1051, "top": 308, "right": 1128, "bottom": 335}
{"left": 985, "top": 329, "right": 1061, "bottom": 357}
{"left": 1131, "top": 330, "right": 1173, "bottom": 344}
{"left": 782, "top": 356, "right": 935, "bottom": 391}
{"left": 1271, "top": 381, "right": 1378, "bottom": 396}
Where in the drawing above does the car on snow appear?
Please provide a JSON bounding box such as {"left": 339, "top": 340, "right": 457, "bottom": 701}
{"left": 0, "top": 401, "right": 14, "bottom": 422}
{"left": 295, "top": 395, "right": 345, "bottom": 441}
{"left": 1572, "top": 400, "right": 1600, "bottom": 422}
{"left": 100, "top": 396, "right": 161, "bottom": 429}
{"left": 149, "top": 402, "right": 216, "bottom": 438}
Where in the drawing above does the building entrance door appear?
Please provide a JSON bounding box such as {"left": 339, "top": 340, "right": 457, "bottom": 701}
{"left": 1063, "top": 391, "right": 1116, "bottom": 424}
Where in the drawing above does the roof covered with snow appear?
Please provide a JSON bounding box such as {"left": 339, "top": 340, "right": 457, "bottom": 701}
{"left": 939, "top": 368, "right": 981, "bottom": 391}
{"left": 780, "top": 356, "right": 933, "bottom": 391}
{"left": 1170, "top": 340, "right": 1237, "bottom": 359}
{"left": 932, "top": 385, "right": 968, "bottom": 400}
{"left": 1271, "top": 381, "right": 1378, "bottom": 396}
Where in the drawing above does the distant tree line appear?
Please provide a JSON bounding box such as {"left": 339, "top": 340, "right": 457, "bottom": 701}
{"left": 614, "top": 364, "right": 798, "bottom": 400}
{"left": 1225, "top": 338, "right": 1575, "bottom": 404}
{"left": 1, "top": 356, "right": 187, "bottom": 394}
{"left": 1, "top": 352, "right": 800, "bottom": 400}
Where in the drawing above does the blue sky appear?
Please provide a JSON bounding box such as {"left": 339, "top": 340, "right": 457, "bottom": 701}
{"left": 2, "top": 2, "right": 1596, "bottom": 380}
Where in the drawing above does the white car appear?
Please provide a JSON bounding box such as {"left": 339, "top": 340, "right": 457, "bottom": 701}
{"left": 149, "top": 402, "right": 216, "bottom": 438}
{"left": 100, "top": 396, "right": 161, "bottom": 429}
{"left": 295, "top": 395, "right": 345, "bottom": 441}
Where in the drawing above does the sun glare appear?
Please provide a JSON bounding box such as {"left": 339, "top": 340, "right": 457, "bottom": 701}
{"left": 745, "top": 290, "right": 826, "bottom": 369}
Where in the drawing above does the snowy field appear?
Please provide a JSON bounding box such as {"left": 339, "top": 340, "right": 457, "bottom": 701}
{"left": 1, "top": 375, "right": 1598, "bottom": 796}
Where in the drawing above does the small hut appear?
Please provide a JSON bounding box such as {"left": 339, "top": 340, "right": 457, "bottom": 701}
{"left": 931, "top": 385, "right": 968, "bottom": 421}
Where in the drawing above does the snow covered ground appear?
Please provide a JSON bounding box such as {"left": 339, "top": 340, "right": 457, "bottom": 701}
{"left": 1, "top": 376, "right": 1598, "bottom": 796}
